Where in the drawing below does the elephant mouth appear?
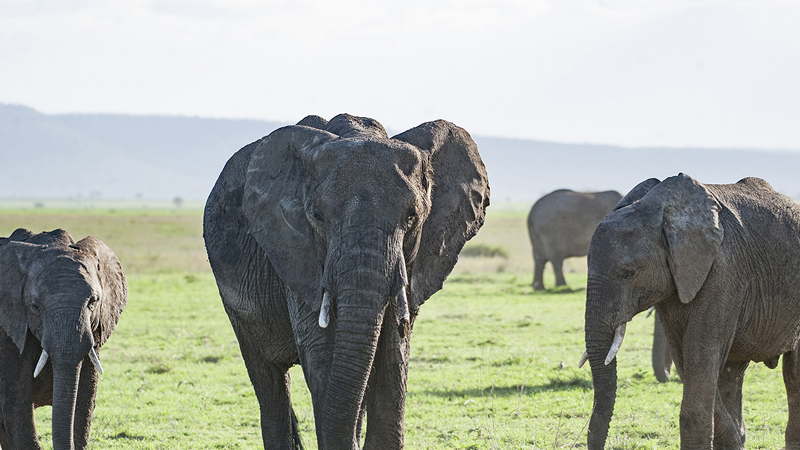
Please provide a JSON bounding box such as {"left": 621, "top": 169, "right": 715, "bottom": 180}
{"left": 34, "top": 346, "right": 104, "bottom": 378}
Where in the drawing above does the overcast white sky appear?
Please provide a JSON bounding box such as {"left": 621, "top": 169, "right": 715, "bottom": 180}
{"left": 2, "top": 0, "right": 799, "bottom": 149}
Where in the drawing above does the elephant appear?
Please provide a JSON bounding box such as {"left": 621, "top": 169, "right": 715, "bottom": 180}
{"left": 0, "top": 228, "right": 127, "bottom": 450}
{"left": 580, "top": 174, "right": 800, "bottom": 449}
{"left": 203, "top": 113, "right": 490, "bottom": 450}
{"left": 527, "top": 189, "right": 622, "bottom": 290}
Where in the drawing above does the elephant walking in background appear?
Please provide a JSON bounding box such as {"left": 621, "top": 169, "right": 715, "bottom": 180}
{"left": 0, "top": 228, "right": 127, "bottom": 450}
{"left": 652, "top": 310, "right": 673, "bottom": 383}
{"left": 527, "top": 189, "right": 622, "bottom": 290}
{"left": 582, "top": 174, "right": 800, "bottom": 449}
{"left": 204, "top": 114, "right": 489, "bottom": 450}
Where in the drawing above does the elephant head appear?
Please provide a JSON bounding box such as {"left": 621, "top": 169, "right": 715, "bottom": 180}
{"left": 582, "top": 174, "right": 723, "bottom": 449}
{"left": 241, "top": 114, "right": 489, "bottom": 448}
{"left": 0, "top": 229, "right": 127, "bottom": 450}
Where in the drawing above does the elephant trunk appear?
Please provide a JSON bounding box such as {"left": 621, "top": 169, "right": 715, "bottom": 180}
{"left": 51, "top": 360, "right": 83, "bottom": 450}
{"left": 320, "top": 227, "right": 400, "bottom": 449}
{"left": 43, "top": 306, "right": 96, "bottom": 450}
{"left": 322, "top": 301, "right": 385, "bottom": 449}
{"left": 584, "top": 279, "right": 624, "bottom": 450}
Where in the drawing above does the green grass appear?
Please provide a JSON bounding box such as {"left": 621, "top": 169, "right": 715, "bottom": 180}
{"left": 0, "top": 204, "right": 788, "bottom": 448}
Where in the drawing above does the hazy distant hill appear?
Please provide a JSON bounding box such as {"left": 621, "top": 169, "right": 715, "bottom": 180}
{"left": 2, "top": 103, "right": 799, "bottom": 202}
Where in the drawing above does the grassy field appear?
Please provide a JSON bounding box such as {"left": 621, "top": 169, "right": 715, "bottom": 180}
{"left": 0, "top": 203, "right": 789, "bottom": 449}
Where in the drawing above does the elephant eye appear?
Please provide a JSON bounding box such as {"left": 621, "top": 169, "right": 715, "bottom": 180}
{"left": 308, "top": 207, "right": 324, "bottom": 223}
{"left": 88, "top": 295, "right": 99, "bottom": 310}
{"left": 31, "top": 300, "right": 40, "bottom": 312}
{"left": 405, "top": 210, "right": 417, "bottom": 228}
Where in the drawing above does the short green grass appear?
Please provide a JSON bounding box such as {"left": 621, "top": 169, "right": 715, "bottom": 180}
{"left": 0, "top": 204, "right": 789, "bottom": 449}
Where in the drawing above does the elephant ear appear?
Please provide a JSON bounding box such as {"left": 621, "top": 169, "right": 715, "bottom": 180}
{"left": 0, "top": 243, "right": 28, "bottom": 353}
{"left": 242, "top": 125, "right": 338, "bottom": 312}
{"left": 71, "top": 237, "right": 127, "bottom": 347}
{"left": 659, "top": 174, "right": 724, "bottom": 304}
{"left": 615, "top": 178, "right": 661, "bottom": 210}
{"left": 393, "top": 120, "right": 490, "bottom": 311}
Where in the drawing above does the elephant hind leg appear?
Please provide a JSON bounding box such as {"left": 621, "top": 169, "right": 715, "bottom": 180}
{"left": 532, "top": 254, "right": 547, "bottom": 290}
{"left": 714, "top": 360, "right": 749, "bottom": 449}
{"left": 783, "top": 350, "right": 800, "bottom": 449}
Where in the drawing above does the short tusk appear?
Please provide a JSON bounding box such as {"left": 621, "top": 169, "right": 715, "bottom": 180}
{"left": 397, "top": 286, "right": 410, "bottom": 323}
{"left": 319, "top": 291, "right": 331, "bottom": 328}
{"left": 34, "top": 349, "right": 49, "bottom": 378}
{"left": 578, "top": 350, "right": 589, "bottom": 368}
{"left": 89, "top": 347, "right": 104, "bottom": 375}
{"left": 605, "top": 323, "right": 627, "bottom": 365}
{"left": 646, "top": 306, "right": 655, "bottom": 318}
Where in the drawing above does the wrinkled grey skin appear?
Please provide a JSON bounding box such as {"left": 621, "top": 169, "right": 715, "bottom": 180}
{"left": 652, "top": 311, "right": 673, "bottom": 383}
{"left": 0, "top": 229, "right": 127, "bottom": 450}
{"left": 584, "top": 174, "right": 800, "bottom": 449}
{"left": 527, "top": 189, "right": 622, "bottom": 290}
{"left": 203, "top": 114, "right": 489, "bottom": 450}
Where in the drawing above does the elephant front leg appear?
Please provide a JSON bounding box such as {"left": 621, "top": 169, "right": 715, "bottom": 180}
{"left": 362, "top": 317, "right": 410, "bottom": 450}
{"left": 73, "top": 353, "right": 99, "bottom": 450}
{"left": 783, "top": 350, "right": 800, "bottom": 449}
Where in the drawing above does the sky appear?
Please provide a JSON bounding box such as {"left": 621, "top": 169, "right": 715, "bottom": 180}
{"left": 2, "top": 0, "right": 799, "bottom": 150}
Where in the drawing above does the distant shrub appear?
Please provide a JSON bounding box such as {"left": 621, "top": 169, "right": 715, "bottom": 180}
{"left": 461, "top": 244, "right": 508, "bottom": 259}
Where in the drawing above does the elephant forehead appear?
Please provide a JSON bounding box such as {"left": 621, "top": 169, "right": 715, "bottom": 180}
{"left": 315, "top": 138, "right": 424, "bottom": 175}
{"left": 31, "top": 252, "right": 98, "bottom": 294}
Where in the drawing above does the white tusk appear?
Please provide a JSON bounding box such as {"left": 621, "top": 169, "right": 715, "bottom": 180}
{"left": 605, "top": 323, "right": 627, "bottom": 365}
{"left": 34, "top": 349, "right": 49, "bottom": 378}
{"left": 319, "top": 291, "right": 331, "bottom": 328}
{"left": 89, "top": 347, "right": 104, "bottom": 375}
{"left": 646, "top": 306, "right": 655, "bottom": 318}
{"left": 397, "top": 286, "right": 410, "bottom": 323}
{"left": 578, "top": 350, "right": 589, "bottom": 368}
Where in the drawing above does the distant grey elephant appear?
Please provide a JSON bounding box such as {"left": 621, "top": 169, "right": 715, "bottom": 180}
{"left": 581, "top": 174, "right": 800, "bottom": 449}
{"left": 0, "top": 228, "right": 127, "bottom": 450}
{"left": 527, "top": 189, "right": 622, "bottom": 290}
{"left": 203, "top": 114, "right": 489, "bottom": 449}
{"left": 651, "top": 310, "right": 673, "bottom": 383}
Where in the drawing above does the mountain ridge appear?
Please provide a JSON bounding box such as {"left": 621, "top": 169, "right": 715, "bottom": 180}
{"left": 2, "top": 103, "right": 799, "bottom": 202}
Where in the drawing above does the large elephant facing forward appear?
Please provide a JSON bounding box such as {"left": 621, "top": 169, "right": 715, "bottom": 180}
{"left": 582, "top": 174, "right": 800, "bottom": 449}
{"left": 0, "top": 228, "right": 127, "bottom": 450}
{"left": 527, "top": 189, "right": 622, "bottom": 290}
{"left": 203, "top": 114, "right": 489, "bottom": 450}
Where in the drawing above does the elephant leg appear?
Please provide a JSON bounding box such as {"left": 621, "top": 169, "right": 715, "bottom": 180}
{"left": 532, "top": 253, "right": 546, "bottom": 290}
{"left": 0, "top": 336, "right": 40, "bottom": 449}
{"left": 362, "top": 315, "right": 410, "bottom": 450}
{"left": 652, "top": 312, "right": 672, "bottom": 383}
{"left": 713, "top": 360, "right": 748, "bottom": 449}
{"left": 783, "top": 350, "right": 800, "bottom": 449}
{"left": 73, "top": 353, "right": 99, "bottom": 450}
{"left": 552, "top": 258, "right": 567, "bottom": 287}
{"left": 226, "top": 305, "right": 302, "bottom": 450}
{"left": 0, "top": 417, "right": 9, "bottom": 450}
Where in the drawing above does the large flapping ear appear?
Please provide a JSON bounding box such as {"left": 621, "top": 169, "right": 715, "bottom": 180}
{"left": 242, "top": 125, "right": 338, "bottom": 312}
{"left": 71, "top": 236, "right": 128, "bottom": 347}
{"left": 0, "top": 243, "right": 29, "bottom": 353}
{"left": 659, "top": 174, "right": 724, "bottom": 304}
{"left": 615, "top": 178, "right": 661, "bottom": 210}
{"left": 393, "top": 120, "right": 490, "bottom": 311}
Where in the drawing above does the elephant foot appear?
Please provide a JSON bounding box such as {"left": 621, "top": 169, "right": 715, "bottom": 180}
{"left": 533, "top": 282, "right": 545, "bottom": 291}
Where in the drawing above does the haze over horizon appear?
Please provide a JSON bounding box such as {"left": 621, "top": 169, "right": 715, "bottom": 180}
{"left": 2, "top": 0, "right": 799, "bottom": 150}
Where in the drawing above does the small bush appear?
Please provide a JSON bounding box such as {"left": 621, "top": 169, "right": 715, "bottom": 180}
{"left": 460, "top": 244, "right": 509, "bottom": 259}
